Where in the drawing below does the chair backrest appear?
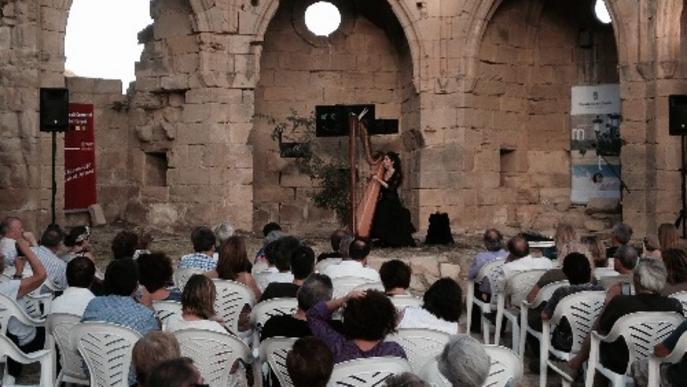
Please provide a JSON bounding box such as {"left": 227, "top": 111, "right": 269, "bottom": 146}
{"left": 173, "top": 268, "right": 205, "bottom": 290}
{"left": 669, "top": 291, "right": 687, "bottom": 316}
{"left": 389, "top": 295, "right": 423, "bottom": 311}
{"left": 504, "top": 270, "right": 547, "bottom": 307}
{"left": 152, "top": 300, "right": 182, "bottom": 324}
{"left": 549, "top": 291, "right": 606, "bottom": 353}
{"left": 250, "top": 298, "right": 298, "bottom": 330}
{"left": 0, "top": 291, "right": 45, "bottom": 336}
{"left": 174, "top": 328, "right": 251, "bottom": 387}
{"left": 212, "top": 279, "right": 256, "bottom": 333}
{"left": 418, "top": 358, "right": 451, "bottom": 387}
{"left": 483, "top": 345, "right": 523, "bottom": 387}
{"left": 332, "top": 276, "right": 378, "bottom": 299}
{"left": 327, "top": 357, "right": 412, "bottom": 387}
{"left": 47, "top": 313, "right": 86, "bottom": 381}
{"left": 259, "top": 337, "right": 298, "bottom": 387}
{"left": 601, "top": 311, "right": 684, "bottom": 373}
{"left": 0, "top": 334, "right": 54, "bottom": 387}
{"left": 476, "top": 259, "right": 505, "bottom": 283}
{"left": 74, "top": 321, "right": 142, "bottom": 387}
{"left": 316, "top": 258, "right": 342, "bottom": 273}
{"left": 527, "top": 280, "right": 569, "bottom": 308}
{"left": 387, "top": 328, "right": 451, "bottom": 372}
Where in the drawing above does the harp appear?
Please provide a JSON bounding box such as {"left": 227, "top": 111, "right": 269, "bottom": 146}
{"left": 351, "top": 110, "right": 383, "bottom": 238}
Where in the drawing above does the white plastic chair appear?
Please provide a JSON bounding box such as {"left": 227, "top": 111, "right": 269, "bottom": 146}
{"left": 541, "top": 291, "right": 606, "bottom": 387}
{"left": 332, "top": 276, "right": 380, "bottom": 299}
{"left": 152, "top": 300, "right": 182, "bottom": 324}
{"left": 259, "top": 337, "right": 297, "bottom": 387}
{"left": 647, "top": 324, "right": 687, "bottom": 387}
{"left": 0, "top": 291, "right": 46, "bottom": 380}
{"left": 483, "top": 345, "right": 523, "bottom": 387}
{"left": 389, "top": 295, "right": 423, "bottom": 311}
{"left": 46, "top": 313, "right": 89, "bottom": 386}
{"left": 494, "top": 270, "right": 546, "bottom": 347}
{"left": 174, "top": 328, "right": 251, "bottom": 387}
{"left": 387, "top": 328, "right": 451, "bottom": 372}
{"left": 327, "top": 356, "right": 411, "bottom": 387}
{"left": 465, "top": 259, "right": 504, "bottom": 343}
{"left": 173, "top": 268, "right": 205, "bottom": 290}
{"left": 250, "top": 298, "right": 298, "bottom": 347}
{"left": 316, "top": 258, "right": 342, "bottom": 273}
{"left": 518, "top": 280, "right": 569, "bottom": 356}
{"left": 584, "top": 311, "right": 684, "bottom": 387}
{"left": 73, "top": 321, "right": 142, "bottom": 387}
{"left": 213, "top": 279, "right": 256, "bottom": 335}
{"left": 417, "top": 358, "right": 451, "bottom": 387}
{"left": 669, "top": 290, "right": 687, "bottom": 316}
{"left": 0, "top": 334, "right": 54, "bottom": 387}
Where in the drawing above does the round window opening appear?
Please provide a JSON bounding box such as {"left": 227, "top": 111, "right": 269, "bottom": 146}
{"left": 305, "top": 1, "right": 342, "bottom": 37}
{"left": 594, "top": 0, "right": 612, "bottom": 24}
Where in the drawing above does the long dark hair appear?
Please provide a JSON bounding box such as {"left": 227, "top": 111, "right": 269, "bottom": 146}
{"left": 386, "top": 151, "right": 403, "bottom": 184}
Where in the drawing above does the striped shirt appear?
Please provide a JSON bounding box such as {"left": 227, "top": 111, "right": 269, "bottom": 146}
{"left": 31, "top": 245, "right": 67, "bottom": 291}
{"left": 178, "top": 252, "right": 217, "bottom": 272}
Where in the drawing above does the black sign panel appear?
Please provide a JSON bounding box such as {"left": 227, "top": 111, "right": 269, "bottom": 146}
{"left": 315, "top": 105, "right": 376, "bottom": 137}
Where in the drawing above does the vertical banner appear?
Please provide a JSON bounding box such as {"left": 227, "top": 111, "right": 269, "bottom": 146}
{"left": 65, "top": 103, "right": 96, "bottom": 210}
{"left": 570, "top": 84, "right": 622, "bottom": 204}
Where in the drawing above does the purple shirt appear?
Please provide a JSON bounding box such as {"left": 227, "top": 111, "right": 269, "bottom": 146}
{"left": 468, "top": 249, "right": 508, "bottom": 280}
{"left": 307, "top": 302, "right": 407, "bottom": 363}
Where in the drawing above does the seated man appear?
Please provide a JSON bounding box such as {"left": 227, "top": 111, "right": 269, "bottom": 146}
{"left": 0, "top": 216, "right": 33, "bottom": 266}
{"left": 261, "top": 245, "right": 314, "bottom": 302}
{"left": 287, "top": 337, "right": 334, "bottom": 387}
{"left": 316, "top": 229, "right": 348, "bottom": 262}
{"left": 29, "top": 226, "right": 68, "bottom": 291}
{"left": 490, "top": 234, "right": 553, "bottom": 296}
{"left": 605, "top": 222, "right": 633, "bottom": 260}
{"left": 255, "top": 236, "right": 299, "bottom": 291}
{"left": 111, "top": 230, "right": 139, "bottom": 260}
{"left": 0, "top": 236, "right": 47, "bottom": 380}
{"left": 51, "top": 256, "right": 96, "bottom": 316}
{"left": 178, "top": 226, "right": 217, "bottom": 272}
{"left": 600, "top": 244, "right": 638, "bottom": 290}
{"left": 468, "top": 228, "right": 508, "bottom": 281}
{"left": 379, "top": 259, "right": 412, "bottom": 296}
{"left": 398, "top": 278, "right": 462, "bottom": 335}
{"left": 261, "top": 273, "right": 342, "bottom": 340}
{"left": 322, "top": 238, "right": 380, "bottom": 283}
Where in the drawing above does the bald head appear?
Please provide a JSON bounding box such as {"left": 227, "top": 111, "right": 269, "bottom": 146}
{"left": 507, "top": 235, "right": 530, "bottom": 260}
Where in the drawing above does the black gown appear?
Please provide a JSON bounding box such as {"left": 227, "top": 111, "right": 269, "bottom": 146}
{"left": 371, "top": 171, "right": 416, "bottom": 247}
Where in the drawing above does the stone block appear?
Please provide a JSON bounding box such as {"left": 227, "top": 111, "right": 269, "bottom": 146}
{"left": 584, "top": 219, "right": 610, "bottom": 232}
{"left": 439, "top": 263, "right": 461, "bottom": 280}
{"left": 409, "top": 257, "right": 440, "bottom": 278}
{"left": 88, "top": 204, "right": 107, "bottom": 226}
{"left": 585, "top": 198, "right": 620, "bottom": 214}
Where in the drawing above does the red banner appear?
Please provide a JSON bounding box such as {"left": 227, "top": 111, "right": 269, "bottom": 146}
{"left": 65, "top": 103, "right": 96, "bottom": 210}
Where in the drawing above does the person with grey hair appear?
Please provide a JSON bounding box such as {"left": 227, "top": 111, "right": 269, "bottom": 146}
{"left": 420, "top": 335, "right": 490, "bottom": 387}
{"left": 600, "top": 245, "right": 639, "bottom": 295}
{"left": 260, "top": 273, "right": 342, "bottom": 340}
{"left": 606, "top": 222, "right": 633, "bottom": 258}
{"left": 214, "top": 221, "right": 235, "bottom": 244}
{"left": 383, "top": 372, "right": 429, "bottom": 387}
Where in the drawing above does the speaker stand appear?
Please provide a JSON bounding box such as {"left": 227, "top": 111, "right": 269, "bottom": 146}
{"left": 50, "top": 130, "right": 57, "bottom": 226}
{"left": 676, "top": 136, "right": 687, "bottom": 238}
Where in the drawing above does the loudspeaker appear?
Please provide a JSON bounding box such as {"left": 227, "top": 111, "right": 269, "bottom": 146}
{"left": 40, "top": 88, "right": 69, "bottom": 132}
{"left": 669, "top": 95, "right": 687, "bottom": 136}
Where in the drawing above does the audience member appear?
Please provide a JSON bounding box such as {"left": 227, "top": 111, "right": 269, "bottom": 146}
{"left": 255, "top": 236, "right": 299, "bottom": 291}
{"left": 467, "top": 228, "right": 507, "bottom": 280}
{"left": 164, "top": 274, "right": 226, "bottom": 334}
{"left": 62, "top": 225, "right": 94, "bottom": 262}
{"left": 138, "top": 253, "right": 182, "bottom": 304}
{"left": 338, "top": 233, "right": 355, "bottom": 259}
{"left": 490, "top": 235, "right": 552, "bottom": 296}
{"left": 51, "top": 256, "right": 95, "bottom": 316}
{"left": 82, "top": 258, "right": 159, "bottom": 336}
{"left": 254, "top": 222, "right": 283, "bottom": 265}
{"left": 111, "top": 230, "right": 139, "bottom": 260}
{"left": 662, "top": 248, "right": 687, "bottom": 295}
{"left": 206, "top": 235, "right": 261, "bottom": 298}
{"left": 398, "top": 278, "right": 461, "bottom": 335}
{"left": 132, "top": 331, "right": 181, "bottom": 387}
{"left": 307, "top": 289, "right": 405, "bottom": 363}
{"left": 0, "top": 237, "right": 47, "bottom": 379}
{"left": 600, "top": 245, "right": 638, "bottom": 290}
{"left": 554, "top": 223, "right": 586, "bottom": 266}
{"left": 147, "top": 357, "right": 205, "bottom": 387}
{"left": 317, "top": 229, "right": 348, "bottom": 262}
{"left": 659, "top": 223, "right": 680, "bottom": 251}
{"left": 0, "top": 216, "right": 31, "bottom": 265}
{"left": 178, "top": 226, "right": 217, "bottom": 272}
{"left": 261, "top": 245, "right": 314, "bottom": 301}
{"left": 261, "top": 273, "right": 342, "bottom": 340}
{"left": 431, "top": 335, "right": 490, "bottom": 387}
{"left": 29, "top": 226, "right": 67, "bottom": 291}
{"left": 642, "top": 235, "right": 662, "bottom": 259}
{"left": 214, "top": 221, "right": 235, "bottom": 245}
{"left": 606, "top": 222, "right": 633, "bottom": 258}
{"left": 582, "top": 235, "right": 607, "bottom": 268}
{"left": 322, "top": 238, "right": 381, "bottom": 282}
{"left": 384, "top": 373, "right": 429, "bottom": 387}
{"left": 286, "top": 337, "right": 334, "bottom": 387}
{"left": 133, "top": 227, "right": 153, "bottom": 259}
{"left": 380, "top": 259, "right": 412, "bottom": 296}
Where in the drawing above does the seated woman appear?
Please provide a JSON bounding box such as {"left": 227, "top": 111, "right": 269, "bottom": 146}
{"left": 397, "top": 278, "right": 461, "bottom": 335}
{"left": 662, "top": 248, "right": 687, "bottom": 295}
{"left": 138, "top": 253, "right": 182, "bottom": 305}
{"left": 164, "top": 274, "right": 227, "bottom": 334}
{"left": 206, "top": 236, "right": 261, "bottom": 299}
{"left": 307, "top": 289, "right": 406, "bottom": 363}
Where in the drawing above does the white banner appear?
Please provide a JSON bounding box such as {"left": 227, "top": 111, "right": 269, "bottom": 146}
{"left": 571, "top": 84, "right": 620, "bottom": 116}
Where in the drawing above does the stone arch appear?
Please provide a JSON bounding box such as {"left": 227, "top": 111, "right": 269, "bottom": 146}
{"left": 249, "top": 0, "right": 425, "bottom": 92}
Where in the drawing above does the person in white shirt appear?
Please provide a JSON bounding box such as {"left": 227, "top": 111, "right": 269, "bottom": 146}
{"left": 0, "top": 236, "right": 47, "bottom": 379}
{"left": 51, "top": 256, "right": 96, "bottom": 316}
{"left": 398, "top": 278, "right": 461, "bottom": 335}
{"left": 163, "top": 274, "right": 227, "bottom": 334}
{"left": 493, "top": 234, "right": 553, "bottom": 294}
{"left": 322, "top": 238, "right": 380, "bottom": 283}
{"left": 0, "top": 216, "right": 38, "bottom": 267}
{"left": 255, "top": 236, "right": 298, "bottom": 291}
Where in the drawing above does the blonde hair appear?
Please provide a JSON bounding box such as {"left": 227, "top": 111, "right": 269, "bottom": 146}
{"left": 658, "top": 223, "right": 680, "bottom": 251}
{"left": 181, "top": 274, "right": 217, "bottom": 320}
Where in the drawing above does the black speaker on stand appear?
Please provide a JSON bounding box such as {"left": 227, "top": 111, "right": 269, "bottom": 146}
{"left": 669, "top": 95, "right": 687, "bottom": 238}
{"left": 39, "top": 88, "right": 69, "bottom": 226}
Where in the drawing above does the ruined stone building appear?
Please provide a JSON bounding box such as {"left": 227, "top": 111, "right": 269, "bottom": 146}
{"left": 1, "top": 0, "right": 686, "bottom": 238}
